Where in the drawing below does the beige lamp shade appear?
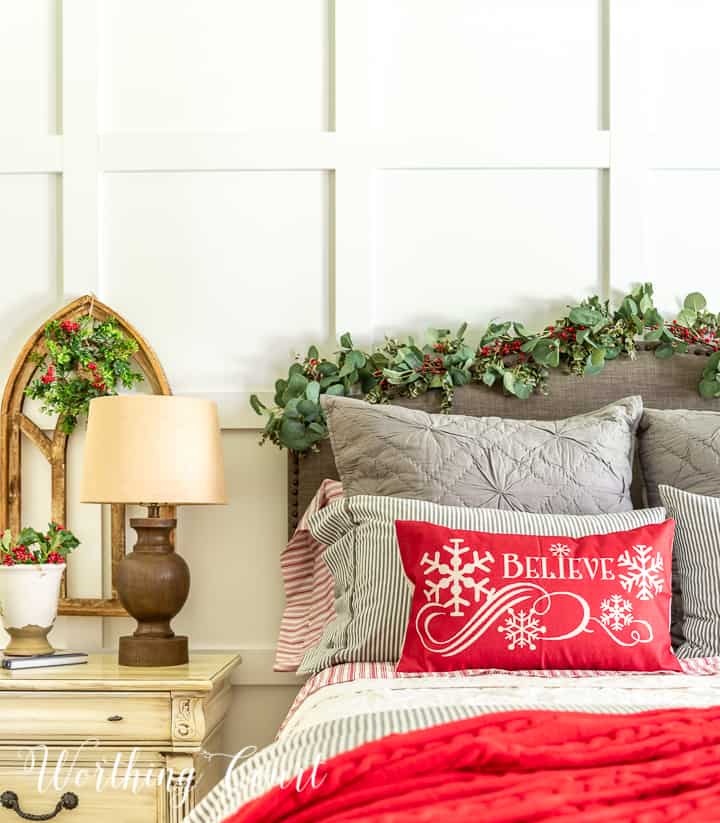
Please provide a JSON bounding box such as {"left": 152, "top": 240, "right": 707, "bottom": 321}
{"left": 81, "top": 395, "right": 226, "bottom": 505}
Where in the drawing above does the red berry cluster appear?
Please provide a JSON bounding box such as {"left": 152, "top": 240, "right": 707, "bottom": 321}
{"left": 47, "top": 551, "right": 64, "bottom": 564}
{"left": 432, "top": 343, "right": 447, "bottom": 354}
{"left": 480, "top": 339, "right": 525, "bottom": 361}
{"left": 547, "top": 325, "right": 586, "bottom": 343}
{"left": 11, "top": 545, "right": 31, "bottom": 563}
{"left": 670, "top": 321, "right": 720, "bottom": 351}
{"left": 60, "top": 320, "right": 80, "bottom": 334}
{"left": 420, "top": 354, "right": 446, "bottom": 375}
{"left": 87, "top": 362, "right": 106, "bottom": 392}
{"left": 41, "top": 364, "right": 56, "bottom": 385}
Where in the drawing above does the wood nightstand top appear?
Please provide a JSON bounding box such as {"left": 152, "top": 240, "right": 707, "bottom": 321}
{"left": 0, "top": 651, "right": 241, "bottom": 692}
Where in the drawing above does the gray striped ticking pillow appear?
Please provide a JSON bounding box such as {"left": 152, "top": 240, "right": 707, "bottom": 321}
{"left": 298, "top": 495, "right": 668, "bottom": 674}
{"left": 659, "top": 485, "right": 720, "bottom": 658}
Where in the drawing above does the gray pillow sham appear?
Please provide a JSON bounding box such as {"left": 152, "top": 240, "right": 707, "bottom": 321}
{"left": 639, "top": 408, "right": 720, "bottom": 645}
{"left": 660, "top": 485, "right": 720, "bottom": 658}
{"left": 322, "top": 395, "right": 643, "bottom": 515}
{"left": 639, "top": 408, "right": 720, "bottom": 507}
{"left": 298, "top": 495, "right": 668, "bottom": 674}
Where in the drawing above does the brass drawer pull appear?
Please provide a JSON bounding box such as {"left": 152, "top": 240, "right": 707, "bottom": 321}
{"left": 107, "top": 715, "right": 123, "bottom": 721}
{"left": 0, "top": 790, "right": 78, "bottom": 820}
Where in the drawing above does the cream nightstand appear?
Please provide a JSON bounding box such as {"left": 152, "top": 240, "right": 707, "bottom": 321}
{"left": 0, "top": 652, "right": 240, "bottom": 823}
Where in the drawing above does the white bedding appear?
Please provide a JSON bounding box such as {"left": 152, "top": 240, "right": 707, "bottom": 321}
{"left": 187, "top": 658, "right": 720, "bottom": 823}
{"left": 281, "top": 669, "right": 720, "bottom": 737}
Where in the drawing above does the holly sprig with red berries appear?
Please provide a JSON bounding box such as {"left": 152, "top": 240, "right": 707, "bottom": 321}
{"left": 0, "top": 522, "right": 80, "bottom": 566}
{"left": 251, "top": 284, "right": 720, "bottom": 453}
{"left": 25, "top": 315, "right": 144, "bottom": 434}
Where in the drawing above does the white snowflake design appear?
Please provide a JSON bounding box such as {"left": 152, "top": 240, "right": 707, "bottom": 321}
{"left": 421, "top": 538, "right": 495, "bottom": 617}
{"left": 548, "top": 543, "right": 571, "bottom": 557}
{"left": 600, "top": 593, "right": 634, "bottom": 631}
{"left": 617, "top": 544, "right": 664, "bottom": 601}
{"left": 498, "top": 608, "right": 547, "bottom": 650}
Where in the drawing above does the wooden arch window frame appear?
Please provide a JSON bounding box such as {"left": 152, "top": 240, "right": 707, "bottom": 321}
{"left": 0, "top": 296, "right": 173, "bottom": 617}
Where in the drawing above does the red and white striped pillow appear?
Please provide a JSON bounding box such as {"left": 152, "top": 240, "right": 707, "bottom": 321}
{"left": 273, "top": 479, "right": 344, "bottom": 672}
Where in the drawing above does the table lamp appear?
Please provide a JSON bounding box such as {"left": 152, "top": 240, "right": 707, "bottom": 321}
{"left": 81, "top": 395, "right": 226, "bottom": 667}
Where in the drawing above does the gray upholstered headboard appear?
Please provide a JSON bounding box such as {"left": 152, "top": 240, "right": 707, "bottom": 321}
{"left": 287, "top": 345, "right": 719, "bottom": 536}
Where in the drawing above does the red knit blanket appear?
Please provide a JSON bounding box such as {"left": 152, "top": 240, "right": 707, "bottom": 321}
{"left": 224, "top": 706, "right": 720, "bottom": 822}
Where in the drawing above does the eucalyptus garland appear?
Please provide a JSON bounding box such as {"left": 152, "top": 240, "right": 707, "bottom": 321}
{"left": 25, "top": 315, "right": 144, "bottom": 433}
{"left": 251, "top": 283, "right": 720, "bottom": 453}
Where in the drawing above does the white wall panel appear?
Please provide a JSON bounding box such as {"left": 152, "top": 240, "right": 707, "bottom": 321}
{"left": 99, "top": 0, "right": 329, "bottom": 132}
{"left": 0, "top": 175, "right": 58, "bottom": 383}
{"left": 101, "top": 172, "right": 329, "bottom": 393}
{"left": 644, "top": 171, "right": 720, "bottom": 313}
{"left": 374, "top": 170, "right": 601, "bottom": 338}
{"left": 368, "top": 0, "right": 601, "bottom": 133}
{"left": 0, "top": 0, "right": 57, "bottom": 135}
{"left": 650, "top": 1, "right": 720, "bottom": 136}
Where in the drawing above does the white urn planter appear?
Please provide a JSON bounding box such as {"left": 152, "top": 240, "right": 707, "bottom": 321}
{"left": 0, "top": 564, "right": 65, "bottom": 655}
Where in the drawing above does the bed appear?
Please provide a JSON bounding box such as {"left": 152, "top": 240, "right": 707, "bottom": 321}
{"left": 189, "top": 346, "right": 720, "bottom": 823}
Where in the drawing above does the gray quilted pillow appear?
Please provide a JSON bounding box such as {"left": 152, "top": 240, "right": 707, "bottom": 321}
{"left": 322, "top": 395, "right": 643, "bottom": 515}
{"left": 639, "top": 408, "right": 720, "bottom": 507}
{"left": 639, "top": 408, "right": 720, "bottom": 647}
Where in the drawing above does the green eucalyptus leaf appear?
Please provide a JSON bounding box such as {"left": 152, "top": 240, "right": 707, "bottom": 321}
{"left": 319, "top": 374, "right": 342, "bottom": 389}
{"left": 317, "top": 361, "right": 338, "bottom": 377}
{"left": 699, "top": 379, "right": 720, "bottom": 398}
{"left": 305, "top": 381, "right": 320, "bottom": 404}
{"left": 643, "top": 308, "right": 664, "bottom": 327}
{"left": 576, "top": 329, "right": 591, "bottom": 345}
{"left": 482, "top": 370, "right": 496, "bottom": 387}
{"left": 676, "top": 309, "right": 697, "bottom": 328}
{"left": 283, "top": 398, "right": 301, "bottom": 419}
{"left": 249, "top": 394, "right": 267, "bottom": 415}
{"left": 502, "top": 371, "right": 515, "bottom": 393}
{"left": 704, "top": 351, "right": 720, "bottom": 375}
{"left": 512, "top": 380, "right": 533, "bottom": 400}
{"left": 655, "top": 342, "right": 675, "bottom": 359}
{"left": 450, "top": 368, "right": 470, "bottom": 386}
{"left": 400, "top": 348, "right": 423, "bottom": 370}
{"left": 325, "top": 383, "right": 345, "bottom": 397}
{"left": 346, "top": 350, "right": 366, "bottom": 369}
{"left": 639, "top": 292, "right": 654, "bottom": 315}
{"left": 644, "top": 327, "right": 664, "bottom": 342}
{"left": 532, "top": 339, "right": 560, "bottom": 368}
{"left": 286, "top": 372, "right": 308, "bottom": 398}
{"left": 279, "top": 418, "right": 311, "bottom": 451}
{"left": 684, "top": 292, "right": 707, "bottom": 313}
{"left": 297, "top": 398, "right": 319, "bottom": 419}
{"left": 569, "top": 306, "right": 605, "bottom": 326}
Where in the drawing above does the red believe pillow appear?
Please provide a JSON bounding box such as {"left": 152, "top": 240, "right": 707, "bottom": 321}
{"left": 396, "top": 519, "right": 681, "bottom": 673}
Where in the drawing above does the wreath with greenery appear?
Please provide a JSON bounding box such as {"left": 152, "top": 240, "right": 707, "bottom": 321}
{"left": 250, "top": 284, "right": 720, "bottom": 453}
{"left": 25, "top": 315, "right": 144, "bottom": 433}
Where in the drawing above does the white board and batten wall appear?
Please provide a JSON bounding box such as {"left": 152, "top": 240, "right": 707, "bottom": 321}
{"left": 1, "top": 0, "right": 719, "bottom": 749}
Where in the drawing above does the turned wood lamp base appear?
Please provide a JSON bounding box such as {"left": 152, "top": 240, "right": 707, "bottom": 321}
{"left": 116, "top": 514, "right": 190, "bottom": 667}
